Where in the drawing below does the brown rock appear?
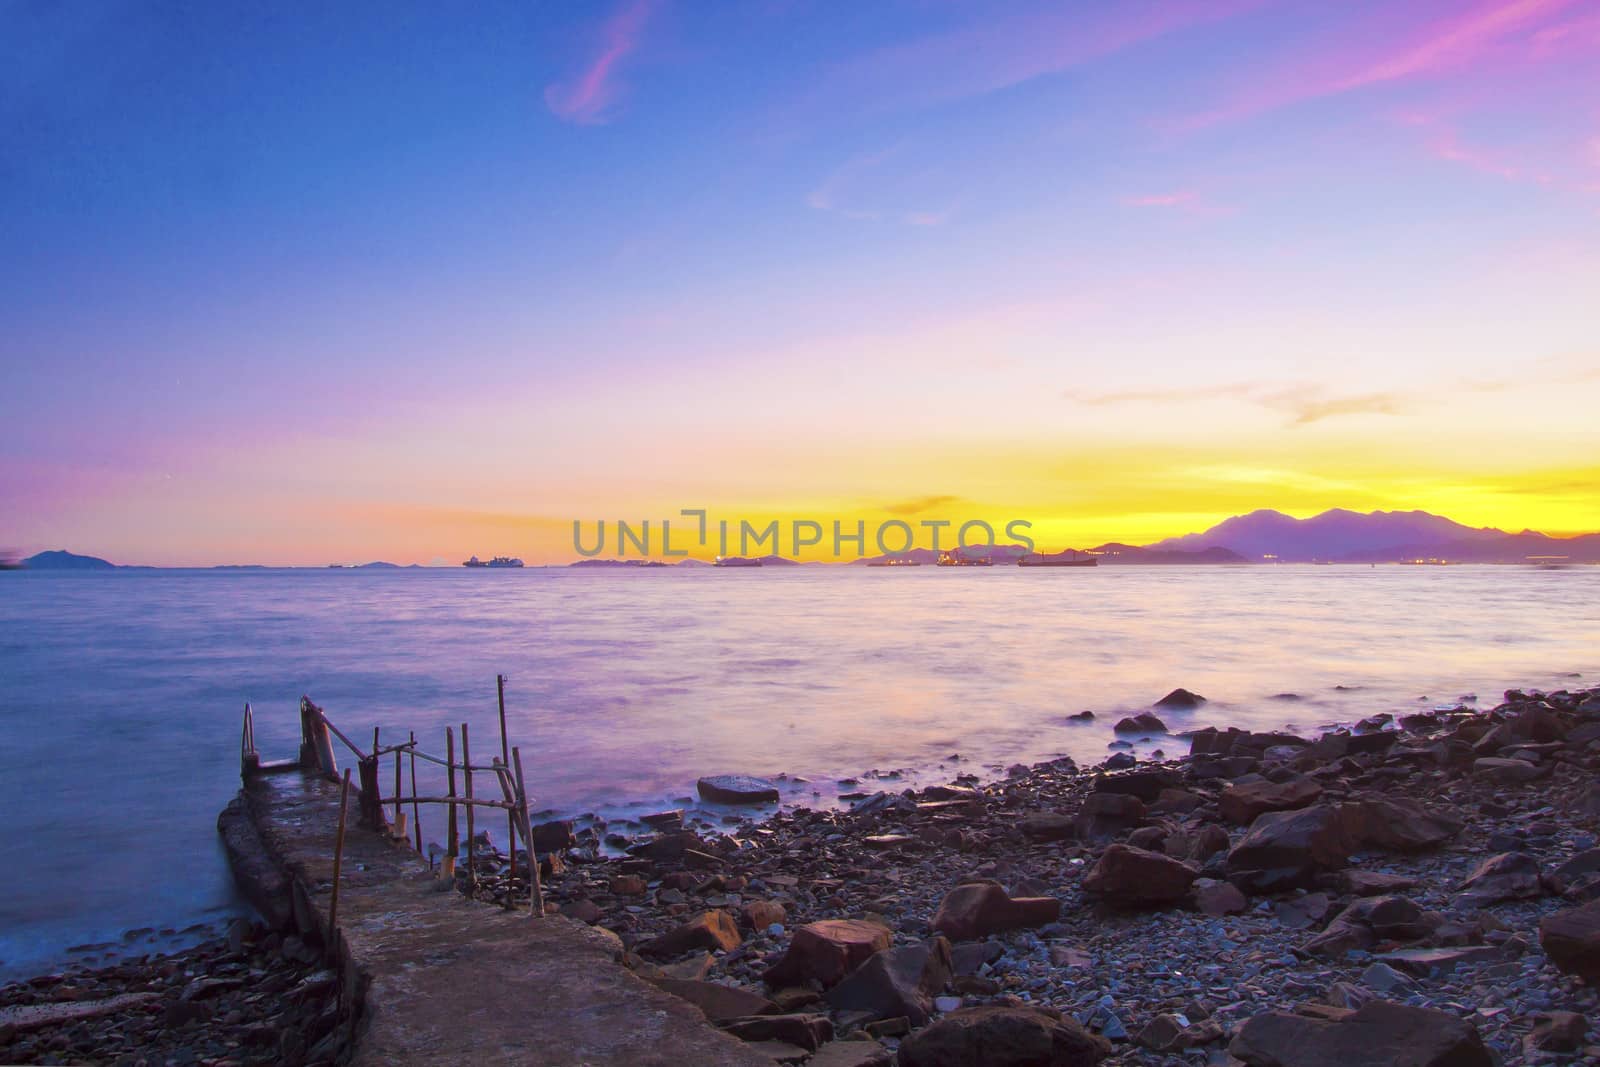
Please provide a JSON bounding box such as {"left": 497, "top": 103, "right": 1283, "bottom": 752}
{"left": 1523, "top": 1011, "right": 1587, "bottom": 1055}
{"left": 1457, "top": 852, "right": 1543, "bottom": 906}
{"left": 896, "top": 1004, "right": 1111, "bottom": 1066}
{"left": 1472, "top": 757, "right": 1543, "bottom": 784}
{"left": 648, "top": 977, "right": 778, "bottom": 1021}
{"left": 1226, "top": 805, "right": 1359, "bottom": 893}
{"left": 1083, "top": 844, "right": 1198, "bottom": 906}
{"left": 1346, "top": 796, "right": 1461, "bottom": 853}
{"left": 1194, "top": 881, "right": 1248, "bottom": 916}
{"left": 742, "top": 900, "right": 787, "bottom": 930}
{"left": 1155, "top": 687, "right": 1206, "bottom": 710}
{"left": 808, "top": 1042, "right": 895, "bottom": 1067}
{"left": 638, "top": 910, "right": 741, "bottom": 957}
{"left": 610, "top": 874, "right": 648, "bottom": 896}
{"left": 1337, "top": 871, "right": 1419, "bottom": 896}
{"left": 1019, "top": 813, "right": 1076, "bottom": 842}
{"left": 825, "top": 938, "right": 952, "bottom": 1026}
{"left": 764, "top": 919, "right": 894, "bottom": 989}
{"left": 1541, "top": 900, "right": 1600, "bottom": 981}
{"left": 560, "top": 899, "right": 603, "bottom": 924}
{"left": 1073, "top": 793, "right": 1146, "bottom": 842}
{"left": 1304, "top": 896, "right": 1433, "bottom": 958}
{"left": 1230, "top": 1000, "right": 1491, "bottom": 1066}
{"left": 1114, "top": 712, "right": 1167, "bottom": 733}
{"left": 931, "top": 882, "right": 1061, "bottom": 941}
{"left": 1219, "top": 776, "right": 1323, "bottom": 825}
{"left": 1092, "top": 769, "right": 1179, "bottom": 803}
{"left": 720, "top": 1013, "right": 833, "bottom": 1051}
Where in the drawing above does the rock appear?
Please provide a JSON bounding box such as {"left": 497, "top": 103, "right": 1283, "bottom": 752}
{"left": 1083, "top": 844, "right": 1198, "bottom": 906}
{"left": 611, "top": 874, "right": 648, "bottom": 896}
{"left": 1456, "top": 851, "right": 1543, "bottom": 906}
{"left": 1358, "top": 962, "right": 1416, "bottom": 995}
{"left": 1345, "top": 796, "right": 1461, "bottom": 853}
{"left": 719, "top": 1013, "right": 833, "bottom": 1051}
{"left": 931, "top": 882, "right": 1061, "bottom": 940}
{"left": 638, "top": 910, "right": 741, "bottom": 957}
{"left": 1194, "top": 880, "right": 1248, "bottom": 916}
{"left": 1273, "top": 892, "right": 1331, "bottom": 930}
{"left": 1092, "top": 769, "right": 1178, "bottom": 803}
{"left": 1114, "top": 713, "right": 1167, "bottom": 733}
{"left": 764, "top": 919, "right": 894, "bottom": 989}
{"left": 1523, "top": 1011, "right": 1587, "bottom": 1055}
{"left": 560, "top": 899, "right": 603, "bottom": 924}
{"left": 1103, "top": 752, "right": 1136, "bottom": 769}
{"left": 1376, "top": 946, "right": 1501, "bottom": 977}
{"left": 1226, "top": 805, "right": 1358, "bottom": 893}
{"left": 1219, "top": 776, "right": 1323, "bottom": 825}
{"left": 1230, "top": 1000, "right": 1491, "bottom": 1066}
{"left": 1541, "top": 900, "right": 1600, "bottom": 981}
{"left": 531, "top": 819, "right": 575, "bottom": 852}
{"left": 897, "top": 1004, "right": 1112, "bottom": 1066}
{"left": 630, "top": 830, "right": 712, "bottom": 861}
{"left": 1135, "top": 1012, "right": 1224, "bottom": 1053}
{"left": 1073, "top": 794, "right": 1146, "bottom": 842}
{"left": 825, "top": 938, "right": 952, "bottom": 1026}
{"left": 1019, "top": 813, "right": 1076, "bottom": 842}
{"left": 1472, "top": 757, "right": 1543, "bottom": 784}
{"left": 697, "top": 775, "right": 781, "bottom": 804}
{"left": 1336, "top": 871, "right": 1418, "bottom": 896}
{"left": 1164, "top": 824, "right": 1231, "bottom": 864}
{"left": 648, "top": 977, "right": 778, "bottom": 1021}
{"left": 1155, "top": 688, "right": 1206, "bottom": 710}
{"left": 742, "top": 900, "right": 787, "bottom": 930}
{"left": 1303, "top": 896, "right": 1433, "bottom": 958}
{"left": 808, "top": 1042, "right": 895, "bottom": 1067}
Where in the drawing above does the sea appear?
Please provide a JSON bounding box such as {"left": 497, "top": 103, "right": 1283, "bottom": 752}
{"left": 1, "top": 563, "right": 1596, "bottom": 981}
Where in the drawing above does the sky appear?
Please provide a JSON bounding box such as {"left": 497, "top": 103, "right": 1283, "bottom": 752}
{"left": 2, "top": 0, "right": 1599, "bottom": 565}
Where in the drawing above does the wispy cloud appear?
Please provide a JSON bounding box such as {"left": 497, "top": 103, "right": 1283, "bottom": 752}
{"left": 883, "top": 494, "right": 961, "bottom": 516}
{"left": 791, "top": 0, "right": 1263, "bottom": 125}
{"left": 544, "top": 0, "right": 657, "bottom": 126}
{"left": 807, "top": 146, "right": 956, "bottom": 226}
{"left": 1179, "top": 0, "right": 1586, "bottom": 129}
{"left": 1061, "top": 382, "right": 1404, "bottom": 426}
{"left": 1121, "top": 191, "right": 1198, "bottom": 209}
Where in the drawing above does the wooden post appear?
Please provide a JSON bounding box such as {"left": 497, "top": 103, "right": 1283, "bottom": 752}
{"left": 329, "top": 768, "right": 353, "bottom": 934}
{"left": 462, "top": 722, "right": 476, "bottom": 886}
{"left": 409, "top": 731, "right": 423, "bottom": 856}
{"left": 300, "top": 698, "right": 338, "bottom": 780}
{"left": 357, "top": 727, "right": 388, "bottom": 833}
{"left": 498, "top": 674, "right": 515, "bottom": 889}
{"left": 392, "top": 740, "right": 402, "bottom": 830}
{"left": 443, "top": 727, "right": 458, "bottom": 879}
{"left": 512, "top": 746, "right": 543, "bottom": 916}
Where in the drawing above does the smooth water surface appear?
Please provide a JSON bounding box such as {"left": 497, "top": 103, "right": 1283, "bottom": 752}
{"left": 2, "top": 565, "right": 1597, "bottom": 979}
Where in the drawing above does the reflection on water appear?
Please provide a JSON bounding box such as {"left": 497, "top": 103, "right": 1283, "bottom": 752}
{"left": 1, "top": 564, "right": 1596, "bottom": 979}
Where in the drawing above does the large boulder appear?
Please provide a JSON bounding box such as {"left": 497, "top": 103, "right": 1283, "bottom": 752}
{"left": 1230, "top": 1000, "right": 1491, "bottom": 1066}
{"left": 763, "top": 919, "right": 893, "bottom": 988}
{"left": 897, "top": 1004, "right": 1111, "bottom": 1066}
{"left": 638, "top": 910, "right": 742, "bottom": 957}
{"left": 1073, "top": 794, "right": 1145, "bottom": 842}
{"left": 646, "top": 977, "right": 777, "bottom": 1021}
{"left": 1540, "top": 900, "right": 1600, "bottom": 981}
{"left": 1154, "top": 688, "right": 1206, "bottom": 710}
{"left": 1303, "top": 896, "right": 1433, "bottom": 958}
{"left": 697, "top": 775, "right": 780, "bottom": 804}
{"left": 719, "top": 1013, "right": 833, "bottom": 1051}
{"left": 1226, "top": 805, "right": 1359, "bottom": 892}
{"left": 931, "top": 882, "right": 1061, "bottom": 940}
{"left": 825, "top": 938, "right": 952, "bottom": 1026}
{"left": 1219, "top": 776, "right": 1323, "bottom": 825}
{"left": 1457, "top": 852, "right": 1543, "bottom": 907}
{"left": 1092, "top": 769, "right": 1179, "bottom": 803}
{"left": 1346, "top": 796, "right": 1461, "bottom": 853}
{"left": 1019, "top": 813, "right": 1076, "bottom": 842}
{"left": 1083, "top": 844, "right": 1198, "bottom": 906}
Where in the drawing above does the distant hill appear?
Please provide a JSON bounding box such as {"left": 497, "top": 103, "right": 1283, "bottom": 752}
{"left": 23, "top": 550, "right": 116, "bottom": 570}
{"left": 569, "top": 559, "right": 671, "bottom": 568}
{"left": 1147, "top": 509, "right": 1600, "bottom": 563}
{"left": 1091, "top": 543, "right": 1249, "bottom": 565}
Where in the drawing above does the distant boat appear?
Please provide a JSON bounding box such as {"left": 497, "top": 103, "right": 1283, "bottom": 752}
{"left": 867, "top": 558, "right": 923, "bottom": 567}
{"left": 712, "top": 556, "right": 762, "bottom": 568}
{"left": 1398, "top": 558, "right": 1449, "bottom": 566}
{"left": 1017, "top": 552, "right": 1097, "bottom": 567}
{"left": 463, "top": 555, "right": 524, "bottom": 568}
{"left": 936, "top": 551, "right": 992, "bottom": 567}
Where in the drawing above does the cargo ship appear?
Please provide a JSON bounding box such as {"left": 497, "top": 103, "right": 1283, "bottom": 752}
{"left": 463, "top": 555, "right": 525, "bottom": 568}
{"left": 1017, "top": 552, "right": 1097, "bottom": 567}
{"left": 936, "top": 551, "right": 993, "bottom": 567}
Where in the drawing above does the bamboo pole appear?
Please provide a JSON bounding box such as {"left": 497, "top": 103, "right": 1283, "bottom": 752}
{"left": 463, "top": 722, "right": 476, "bottom": 885}
{"left": 443, "top": 727, "right": 458, "bottom": 880}
{"left": 512, "top": 746, "right": 543, "bottom": 916}
{"left": 393, "top": 737, "right": 402, "bottom": 829}
{"left": 329, "top": 768, "right": 353, "bottom": 934}
{"left": 409, "top": 730, "right": 422, "bottom": 856}
{"left": 498, "top": 674, "right": 515, "bottom": 891}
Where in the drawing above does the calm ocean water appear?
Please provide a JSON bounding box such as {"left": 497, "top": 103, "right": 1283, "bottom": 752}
{"left": 1, "top": 564, "right": 1597, "bottom": 979}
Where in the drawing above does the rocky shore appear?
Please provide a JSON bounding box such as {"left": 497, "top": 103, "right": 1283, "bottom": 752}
{"left": 0, "top": 919, "right": 342, "bottom": 1066}
{"left": 462, "top": 683, "right": 1600, "bottom": 1065}
{"left": 6, "top": 682, "right": 1600, "bottom": 1066}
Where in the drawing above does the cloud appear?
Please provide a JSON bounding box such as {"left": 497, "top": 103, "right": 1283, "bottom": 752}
{"left": 883, "top": 494, "right": 961, "bottom": 516}
{"left": 544, "top": 0, "right": 657, "bottom": 125}
{"left": 1257, "top": 388, "right": 1404, "bottom": 425}
{"left": 806, "top": 145, "right": 955, "bottom": 226}
{"left": 1121, "top": 191, "right": 1198, "bottom": 208}
{"left": 1179, "top": 0, "right": 1586, "bottom": 129}
{"left": 1062, "top": 382, "right": 1404, "bottom": 426}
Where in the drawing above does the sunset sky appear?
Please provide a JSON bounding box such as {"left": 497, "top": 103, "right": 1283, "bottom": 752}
{"left": 4, "top": 0, "right": 1599, "bottom": 565}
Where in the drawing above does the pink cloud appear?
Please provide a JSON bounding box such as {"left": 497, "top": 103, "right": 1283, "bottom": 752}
{"left": 1122, "top": 191, "right": 1197, "bottom": 208}
{"left": 1180, "top": 0, "right": 1587, "bottom": 129}
{"left": 544, "top": 0, "right": 657, "bottom": 126}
